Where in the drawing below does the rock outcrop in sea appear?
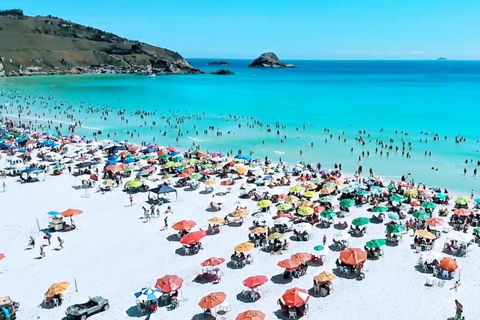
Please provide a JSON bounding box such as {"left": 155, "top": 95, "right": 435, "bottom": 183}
{"left": 207, "top": 61, "right": 229, "bottom": 66}
{"left": 210, "top": 69, "right": 234, "bottom": 75}
{"left": 0, "top": 10, "right": 202, "bottom": 76}
{"left": 248, "top": 52, "right": 294, "bottom": 68}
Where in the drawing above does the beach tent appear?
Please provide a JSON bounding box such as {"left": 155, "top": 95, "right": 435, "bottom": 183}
{"left": 20, "top": 168, "right": 45, "bottom": 182}
{"left": 149, "top": 184, "right": 178, "bottom": 200}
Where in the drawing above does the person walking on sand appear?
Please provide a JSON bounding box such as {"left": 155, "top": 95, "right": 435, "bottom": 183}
{"left": 129, "top": 195, "right": 134, "bottom": 206}
{"left": 322, "top": 235, "right": 327, "bottom": 246}
{"left": 44, "top": 232, "right": 51, "bottom": 245}
{"left": 450, "top": 280, "right": 461, "bottom": 292}
{"left": 2, "top": 182, "right": 5, "bottom": 192}
{"left": 455, "top": 300, "right": 463, "bottom": 319}
{"left": 57, "top": 236, "right": 64, "bottom": 249}
{"left": 40, "top": 245, "right": 45, "bottom": 258}
{"left": 161, "top": 216, "right": 168, "bottom": 231}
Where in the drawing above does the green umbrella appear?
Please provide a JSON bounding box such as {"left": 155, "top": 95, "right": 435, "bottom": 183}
{"left": 341, "top": 187, "right": 355, "bottom": 194}
{"left": 313, "top": 245, "right": 326, "bottom": 251}
{"left": 387, "top": 184, "right": 396, "bottom": 190}
{"left": 320, "top": 209, "right": 337, "bottom": 219}
{"left": 421, "top": 202, "right": 437, "bottom": 209}
{"left": 160, "top": 154, "right": 171, "bottom": 160}
{"left": 303, "top": 191, "right": 318, "bottom": 198}
{"left": 413, "top": 211, "right": 431, "bottom": 220}
{"left": 339, "top": 199, "right": 355, "bottom": 208}
{"left": 52, "top": 164, "right": 65, "bottom": 171}
{"left": 276, "top": 203, "right": 293, "bottom": 211}
{"left": 474, "top": 228, "right": 480, "bottom": 234}
{"left": 352, "top": 217, "right": 370, "bottom": 226}
{"left": 372, "top": 206, "right": 389, "bottom": 213}
{"left": 125, "top": 153, "right": 136, "bottom": 159}
{"left": 172, "top": 156, "right": 183, "bottom": 162}
{"left": 202, "top": 164, "right": 213, "bottom": 169}
{"left": 475, "top": 198, "right": 480, "bottom": 204}
{"left": 257, "top": 200, "right": 272, "bottom": 208}
{"left": 390, "top": 194, "right": 405, "bottom": 202}
{"left": 188, "top": 158, "right": 200, "bottom": 164}
{"left": 298, "top": 207, "right": 314, "bottom": 216}
{"left": 125, "top": 179, "right": 142, "bottom": 188}
{"left": 319, "top": 196, "right": 334, "bottom": 203}
{"left": 356, "top": 190, "right": 371, "bottom": 196}
{"left": 190, "top": 173, "right": 203, "bottom": 180}
{"left": 290, "top": 185, "right": 305, "bottom": 192}
{"left": 163, "top": 161, "right": 176, "bottom": 168}
{"left": 436, "top": 193, "right": 446, "bottom": 200}
{"left": 141, "top": 154, "right": 156, "bottom": 160}
{"left": 455, "top": 197, "right": 471, "bottom": 205}
{"left": 386, "top": 224, "right": 406, "bottom": 234}
{"left": 365, "top": 239, "right": 387, "bottom": 249}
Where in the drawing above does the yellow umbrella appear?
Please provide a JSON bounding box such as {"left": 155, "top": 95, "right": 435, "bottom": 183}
{"left": 314, "top": 271, "right": 338, "bottom": 282}
{"left": 208, "top": 217, "right": 225, "bottom": 223}
{"left": 235, "top": 167, "right": 248, "bottom": 175}
{"left": 234, "top": 242, "right": 255, "bottom": 252}
{"left": 257, "top": 200, "right": 272, "bottom": 208}
{"left": 45, "top": 282, "right": 69, "bottom": 298}
{"left": 404, "top": 188, "right": 418, "bottom": 198}
{"left": 102, "top": 179, "right": 115, "bottom": 185}
{"left": 268, "top": 233, "right": 284, "bottom": 240}
{"left": 416, "top": 230, "right": 436, "bottom": 240}
{"left": 232, "top": 209, "right": 249, "bottom": 217}
{"left": 290, "top": 185, "right": 305, "bottom": 192}
{"left": 298, "top": 207, "right": 314, "bottom": 216}
{"left": 303, "top": 191, "right": 318, "bottom": 198}
{"left": 204, "top": 179, "right": 216, "bottom": 186}
{"left": 250, "top": 227, "right": 268, "bottom": 234}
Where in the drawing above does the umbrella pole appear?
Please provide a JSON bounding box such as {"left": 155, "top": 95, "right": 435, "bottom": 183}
{"left": 74, "top": 277, "right": 78, "bottom": 292}
{"left": 36, "top": 218, "right": 40, "bottom": 231}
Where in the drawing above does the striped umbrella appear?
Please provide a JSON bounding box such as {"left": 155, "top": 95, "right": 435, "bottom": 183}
{"left": 134, "top": 287, "right": 162, "bottom": 302}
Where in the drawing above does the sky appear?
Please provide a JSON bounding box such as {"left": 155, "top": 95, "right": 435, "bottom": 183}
{"left": 3, "top": 0, "right": 480, "bottom": 60}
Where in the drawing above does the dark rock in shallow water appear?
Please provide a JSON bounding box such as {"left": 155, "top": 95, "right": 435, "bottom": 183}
{"left": 210, "top": 69, "right": 234, "bottom": 75}
{"left": 248, "top": 52, "right": 294, "bottom": 68}
{"left": 208, "top": 61, "right": 229, "bottom": 66}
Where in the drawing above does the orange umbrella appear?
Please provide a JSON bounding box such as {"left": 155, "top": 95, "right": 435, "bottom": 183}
{"left": 105, "top": 163, "right": 126, "bottom": 173}
{"left": 339, "top": 248, "right": 367, "bottom": 266}
{"left": 291, "top": 252, "right": 313, "bottom": 263}
{"left": 454, "top": 209, "right": 471, "bottom": 217}
{"left": 201, "top": 257, "right": 225, "bottom": 267}
{"left": 62, "top": 209, "right": 83, "bottom": 217}
{"left": 236, "top": 310, "right": 266, "bottom": 320}
{"left": 410, "top": 199, "right": 421, "bottom": 207}
{"left": 243, "top": 275, "right": 268, "bottom": 289}
{"left": 235, "top": 167, "right": 248, "bottom": 175}
{"left": 44, "top": 282, "right": 70, "bottom": 298}
{"left": 177, "top": 171, "right": 191, "bottom": 178}
{"left": 180, "top": 231, "right": 207, "bottom": 245}
{"left": 172, "top": 220, "right": 197, "bottom": 231}
{"left": 198, "top": 292, "right": 226, "bottom": 309}
{"left": 184, "top": 168, "right": 195, "bottom": 174}
{"left": 0, "top": 253, "right": 4, "bottom": 260}
{"left": 314, "top": 206, "right": 325, "bottom": 214}
{"left": 277, "top": 259, "right": 300, "bottom": 269}
{"left": 155, "top": 275, "right": 183, "bottom": 293}
{"left": 440, "top": 257, "right": 458, "bottom": 272}
{"left": 426, "top": 217, "right": 445, "bottom": 227}
{"left": 281, "top": 287, "right": 310, "bottom": 307}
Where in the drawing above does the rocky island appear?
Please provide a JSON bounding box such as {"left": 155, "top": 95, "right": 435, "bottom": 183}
{"left": 207, "top": 61, "right": 229, "bottom": 66}
{"left": 0, "top": 9, "right": 202, "bottom": 77}
{"left": 210, "top": 69, "right": 234, "bottom": 75}
{"left": 248, "top": 52, "right": 294, "bottom": 68}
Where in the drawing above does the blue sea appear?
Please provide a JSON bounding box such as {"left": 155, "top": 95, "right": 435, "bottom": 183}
{"left": 1, "top": 59, "right": 480, "bottom": 193}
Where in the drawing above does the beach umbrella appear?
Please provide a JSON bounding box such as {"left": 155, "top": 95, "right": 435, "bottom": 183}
{"left": 102, "top": 179, "right": 115, "bottom": 186}
{"left": 341, "top": 187, "right": 355, "bottom": 194}
{"left": 268, "top": 232, "right": 285, "bottom": 240}
{"left": 61, "top": 208, "right": 83, "bottom": 217}
{"left": 319, "top": 196, "right": 334, "bottom": 203}
{"left": 234, "top": 242, "right": 255, "bottom": 252}
{"left": 426, "top": 217, "right": 445, "bottom": 227}
{"left": 372, "top": 206, "right": 389, "bottom": 213}
{"left": 235, "top": 167, "right": 248, "bottom": 175}
{"left": 290, "top": 186, "right": 305, "bottom": 193}
{"left": 421, "top": 202, "right": 437, "bottom": 210}
{"left": 198, "top": 292, "right": 226, "bottom": 309}
{"left": 297, "top": 207, "right": 314, "bottom": 216}
{"left": 447, "top": 231, "right": 474, "bottom": 243}
{"left": 475, "top": 198, "right": 480, "bottom": 204}
{"left": 125, "top": 179, "right": 143, "bottom": 189}
{"left": 303, "top": 191, "right": 318, "bottom": 198}
{"left": 276, "top": 203, "right": 293, "bottom": 212}
{"left": 190, "top": 173, "right": 203, "bottom": 180}
{"left": 250, "top": 227, "right": 268, "bottom": 235}
{"left": 52, "top": 164, "right": 65, "bottom": 171}
{"left": 232, "top": 209, "right": 249, "bottom": 218}
{"left": 416, "top": 230, "right": 436, "bottom": 240}
{"left": 201, "top": 257, "right": 225, "bottom": 267}
{"left": 207, "top": 216, "right": 225, "bottom": 224}
{"left": 155, "top": 275, "right": 183, "bottom": 293}
{"left": 172, "top": 220, "right": 197, "bottom": 231}
{"left": 243, "top": 275, "right": 268, "bottom": 289}
{"left": 284, "top": 195, "right": 300, "bottom": 203}
{"left": 0, "top": 253, "right": 4, "bottom": 260}
{"left": 320, "top": 187, "right": 335, "bottom": 195}
{"left": 356, "top": 190, "right": 371, "bottom": 196}
{"left": 298, "top": 200, "right": 313, "bottom": 207}
{"left": 440, "top": 257, "right": 458, "bottom": 272}
{"left": 413, "top": 211, "right": 430, "bottom": 220}
{"left": 404, "top": 189, "right": 418, "bottom": 198}
{"left": 313, "top": 245, "right": 330, "bottom": 255}
{"left": 45, "top": 282, "right": 70, "bottom": 298}
{"left": 134, "top": 287, "right": 162, "bottom": 302}
{"left": 386, "top": 224, "right": 405, "bottom": 234}
{"left": 390, "top": 194, "right": 405, "bottom": 203}
{"left": 365, "top": 239, "right": 387, "bottom": 249}
{"left": 474, "top": 228, "right": 480, "bottom": 234}
{"left": 277, "top": 259, "right": 301, "bottom": 269}
{"left": 257, "top": 200, "right": 272, "bottom": 208}
{"left": 454, "top": 209, "right": 471, "bottom": 217}
{"left": 236, "top": 310, "right": 266, "bottom": 320}
{"left": 180, "top": 231, "right": 207, "bottom": 245}
{"left": 410, "top": 199, "right": 421, "bottom": 207}
{"left": 436, "top": 193, "right": 447, "bottom": 200}
{"left": 291, "top": 252, "right": 313, "bottom": 263}
{"left": 455, "top": 196, "right": 472, "bottom": 205}
{"left": 293, "top": 223, "right": 312, "bottom": 232}
{"left": 352, "top": 217, "right": 370, "bottom": 226}
{"left": 388, "top": 212, "right": 399, "bottom": 220}
{"left": 339, "top": 248, "right": 367, "bottom": 266}
{"left": 320, "top": 209, "right": 337, "bottom": 219}
{"left": 314, "top": 271, "right": 338, "bottom": 283}
{"left": 420, "top": 251, "right": 443, "bottom": 263}
{"left": 339, "top": 199, "right": 355, "bottom": 208}
{"left": 281, "top": 288, "right": 310, "bottom": 307}
{"left": 47, "top": 211, "right": 61, "bottom": 216}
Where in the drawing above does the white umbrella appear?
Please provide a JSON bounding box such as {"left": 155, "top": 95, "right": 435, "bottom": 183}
{"left": 447, "top": 231, "right": 474, "bottom": 244}
{"left": 419, "top": 251, "right": 443, "bottom": 263}
{"left": 294, "top": 223, "right": 312, "bottom": 232}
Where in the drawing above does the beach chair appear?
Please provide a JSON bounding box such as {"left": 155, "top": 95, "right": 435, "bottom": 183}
{"left": 288, "top": 309, "right": 298, "bottom": 319}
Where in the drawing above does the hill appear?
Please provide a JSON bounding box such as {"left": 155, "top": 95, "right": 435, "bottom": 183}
{"left": 0, "top": 11, "right": 201, "bottom": 76}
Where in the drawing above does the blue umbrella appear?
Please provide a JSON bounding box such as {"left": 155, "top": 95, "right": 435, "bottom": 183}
{"left": 264, "top": 175, "right": 274, "bottom": 180}
{"left": 105, "top": 160, "right": 117, "bottom": 166}
{"left": 123, "top": 158, "right": 134, "bottom": 164}
{"left": 134, "top": 287, "right": 162, "bottom": 302}
{"left": 388, "top": 212, "right": 399, "bottom": 220}
{"left": 47, "top": 211, "right": 61, "bottom": 216}
{"left": 108, "top": 155, "right": 119, "bottom": 161}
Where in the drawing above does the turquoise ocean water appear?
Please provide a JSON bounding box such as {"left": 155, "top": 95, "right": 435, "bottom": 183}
{"left": 1, "top": 59, "right": 480, "bottom": 193}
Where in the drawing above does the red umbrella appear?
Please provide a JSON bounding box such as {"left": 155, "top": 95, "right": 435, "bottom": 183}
{"left": 291, "top": 252, "right": 312, "bottom": 263}
{"left": 180, "top": 230, "right": 207, "bottom": 245}
{"left": 454, "top": 209, "right": 471, "bottom": 217}
{"left": 158, "top": 149, "right": 169, "bottom": 156}
{"left": 62, "top": 208, "right": 83, "bottom": 217}
{"left": 314, "top": 205, "right": 325, "bottom": 214}
{"left": 201, "top": 257, "right": 225, "bottom": 267}
{"left": 0, "top": 253, "right": 5, "bottom": 260}
{"left": 440, "top": 257, "right": 458, "bottom": 272}
{"left": 155, "top": 275, "right": 183, "bottom": 293}
{"left": 339, "top": 248, "right": 367, "bottom": 266}
{"left": 198, "top": 292, "right": 226, "bottom": 309}
{"left": 243, "top": 275, "right": 268, "bottom": 289}
{"left": 277, "top": 259, "right": 300, "bottom": 269}
{"left": 273, "top": 214, "right": 296, "bottom": 220}
{"left": 236, "top": 310, "right": 266, "bottom": 320}
{"left": 281, "top": 287, "right": 310, "bottom": 307}
{"left": 426, "top": 217, "right": 444, "bottom": 227}
{"left": 172, "top": 220, "right": 197, "bottom": 231}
